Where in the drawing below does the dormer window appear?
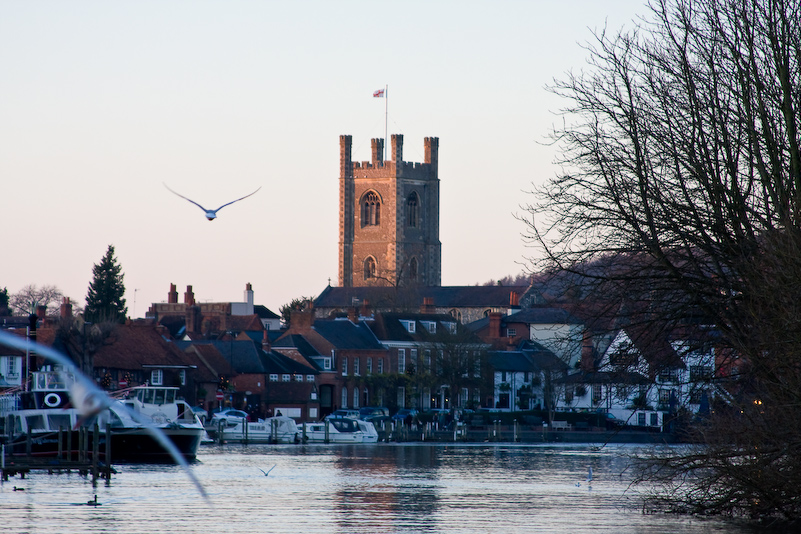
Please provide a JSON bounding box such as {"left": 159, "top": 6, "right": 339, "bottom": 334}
{"left": 424, "top": 321, "right": 436, "bottom": 334}
{"left": 402, "top": 320, "right": 416, "bottom": 333}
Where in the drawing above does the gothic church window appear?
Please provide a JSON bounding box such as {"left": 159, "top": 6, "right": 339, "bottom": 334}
{"left": 407, "top": 192, "right": 419, "bottom": 228}
{"left": 408, "top": 257, "right": 418, "bottom": 281}
{"left": 364, "top": 257, "right": 377, "bottom": 280}
{"left": 361, "top": 191, "right": 381, "bottom": 227}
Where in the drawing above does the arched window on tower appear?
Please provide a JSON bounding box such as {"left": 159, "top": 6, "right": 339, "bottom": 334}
{"left": 361, "top": 191, "right": 381, "bottom": 227}
{"left": 408, "top": 257, "right": 418, "bottom": 282}
{"left": 364, "top": 257, "right": 377, "bottom": 280}
{"left": 406, "top": 192, "right": 419, "bottom": 228}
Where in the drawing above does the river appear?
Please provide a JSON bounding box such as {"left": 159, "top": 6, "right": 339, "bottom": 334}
{"left": 2, "top": 443, "right": 762, "bottom": 533}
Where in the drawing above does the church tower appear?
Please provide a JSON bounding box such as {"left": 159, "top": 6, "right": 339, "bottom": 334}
{"left": 339, "top": 134, "right": 441, "bottom": 288}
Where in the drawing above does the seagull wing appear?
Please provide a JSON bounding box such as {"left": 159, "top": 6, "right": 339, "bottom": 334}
{"left": 0, "top": 330, "right": 209, "bottom": 503}
{"left": 212, "top": 186, "right": 262, "bottom": 212}
{"left": 163, "top": 183, "right": 210, "bottom": 212}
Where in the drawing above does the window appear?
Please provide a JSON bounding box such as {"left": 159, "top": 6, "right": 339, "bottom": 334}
{"left": 425, "top": 321, "right": 436, "bottom": 334}
{"left": 659, "top": 389, "right": 672, "bottom": 406}
{"left": 295, "top": 374, "right": 303, "bottom": 382}
{"left": 353, "top": 388, "right": 359, "bottom": 408}
{"left": 323, "top": 357, "right": 332, "bottom": 370}
{"left": 408, "top": 257, "right": 418, "bottom": 281}
{"left": 179, "top": 369, "right": 186, "bottom": 386}
{"left": 282, "top": 374, "right": 291, "bottom": 382}
{"left": 689, "top": 365, "right": 713, "bottom": 381}
{"left": 150, "top": 369, "right": 163, "bottom": 386}
{"left": 361, "top": 191, "right": 381, "bottom": 227}
{"left": 638, "top": 412, "right": 646, "bottom": 426}
{"left": 424, "top": 350, "right": 431, "bottom": 371}
{"left": 367, "top": 358, "right": 373, "bottom": 374}
{"left": 342, "top": 357, "right": 348, "bottom": 376}
{"left": 398, "top": 349, "right": 406, "bottom": 374}
{"left": 378, "top": 358, "right": 384, "bottom": 374}
{"left": 341, "top": 387, "right": 348, "bottom": 409}
{"left": 402, "top": 320, "right": 416, "bottom": 333}
{"left": 406, "top": 192, "right": 419, "bottom": 228}
{"left": 364, "top": 257, "right": 377, "bottom": 280}
{"left": 269, "top": 374, "right": 278, "bottom": 382}
{"left": 507, "top": 328, "right": 517, "bottom": 337}
{"left": 650, "top": 412, "right": 659, "bottom": 426}
{"left": 410, "top": 348, "right": 418, "bottom": 367}
{"left": 592, "top": 384, "right": 602, "bottom": 403}
{"left": 306, "top": 375, "right": 315, "bottom": 382}
{"left": 658, "top": 368, "right": 679, "bottom": 383}
{"left": 353, "top": 358, "right": 360, "bottom": 376}
{"left": 397, "top": 386, "right": 406, "bottom": 408}
{"left": 7, "top": 356, "right": 18, "bottom": 377}
{"left": 449, "top": 309, "right": 462, "bottom": 322}
{"left": 363, "top": 388, "right": 369, "bottom": 408}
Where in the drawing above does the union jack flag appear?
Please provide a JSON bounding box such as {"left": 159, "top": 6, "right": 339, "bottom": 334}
{"left": 373, "top": 88, "right": 385, "bottom": 97}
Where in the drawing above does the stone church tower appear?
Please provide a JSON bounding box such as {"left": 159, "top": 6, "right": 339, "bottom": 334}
{"left": 339, "top": 134, "right": 441, "bottom": 288}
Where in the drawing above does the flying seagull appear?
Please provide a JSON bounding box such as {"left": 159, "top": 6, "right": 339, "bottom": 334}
{"left": 259, "top": 465, "right": 276, "bottom": 476}
{"left": 164, "top": 183, "right": 261, "bottom": 221}
{"left": 0, "top": 330, "right": 209, "bottom": 502}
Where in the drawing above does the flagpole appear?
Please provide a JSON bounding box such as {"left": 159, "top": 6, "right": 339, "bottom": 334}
{"left": 384, "top": 84, "right": 388, "bottom": 161}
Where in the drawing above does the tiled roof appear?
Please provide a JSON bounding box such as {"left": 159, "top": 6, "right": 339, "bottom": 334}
{"left": 367, "top": 313, "right": 479, "bottom": 344}
{"left": 503, "top": 307, "right": 583, "bottom": 325}
{"left": 311, "top": 319, "right": 384, "bottom": 350}
{"left": 271, "top": 334, "right": 323, "bottom": 358}
{"left": 175, "top": 339, "right": 266, "bottom": 374}
{"left": 314, "top": 285, "right": 528, "bottom": 309}
{"left": 254, "top": 305, "right": 280, "bottom": 319}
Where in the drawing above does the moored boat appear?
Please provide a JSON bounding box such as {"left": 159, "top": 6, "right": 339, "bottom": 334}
{"left": 219, "top": 415, "right": 301, "bottom": 444}
{"left": 0, "top": 370, "right": 204, "bottom": 463}
{"left": 302, "top": 417, "right": 366, "bottom": 443}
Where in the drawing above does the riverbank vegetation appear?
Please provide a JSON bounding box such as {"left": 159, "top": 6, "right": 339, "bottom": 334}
{"left": 522, "top": 0, "right": 801, "bottom": 523}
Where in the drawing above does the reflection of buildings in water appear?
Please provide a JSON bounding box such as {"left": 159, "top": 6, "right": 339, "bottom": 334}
{"left": 333, "top": 446, "right": 441, "bottom": 531}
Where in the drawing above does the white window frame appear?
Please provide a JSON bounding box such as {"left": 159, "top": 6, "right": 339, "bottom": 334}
{"left": 402, "top": 320, "right": 416, "bottom": 333}
{"left": 397, "top": 386, "right": 406, "bottom": 408}
{"left": 367, "top": 358, "right": 373, "bottom": 374}
{"left": 150, "top": 369, "right": 163, "bottom": 386}
{"left": 353, "top": 357, "right": 360, "bottom": 376}
{"left": 353, "top": 388, "right": 359, "bottom": 408}
{"left": 323, "top": 357, "right": 332, "bottom": 370}
{"left": 269, "top": 374, "right": 278, "bottom": 382}
{"left": 306, "top": 374, "right": 315, "bottom": 382}
{"left": 179, "top": 369, "right": 186, "bottom": 386}
{"left": 342, "top": 357, "right": 348, "bottom": 376}
{"left": 341, "top": 387, "right": 348, "bottom": 409}
{"left": 378, "top": 358, "right": 384, "bottom": 374}
{"left": 295, "top": 374, "right": 304, "bottom": 382}
{"left": 398, "top": 349, "right": 406, "bottom": 374}
{"left": 282, "top": 374, "right": 291, "bottom": 382}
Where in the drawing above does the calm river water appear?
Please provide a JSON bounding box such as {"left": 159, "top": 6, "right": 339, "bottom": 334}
{"left": 2, "top": 443, "right": 762, "bottom": 533}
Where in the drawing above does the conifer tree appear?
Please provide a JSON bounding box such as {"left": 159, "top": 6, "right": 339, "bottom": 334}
{"left": 85, "top": 245, "right": 127, "bottom": 323}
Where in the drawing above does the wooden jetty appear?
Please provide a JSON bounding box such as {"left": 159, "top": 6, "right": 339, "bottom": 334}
{"left": 1, "top": 423, "right": 115, "bottom": 484}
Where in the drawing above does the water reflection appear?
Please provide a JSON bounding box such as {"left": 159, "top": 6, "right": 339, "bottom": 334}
{"left": 2, "top": 443, "right": 762, "bottom": 534}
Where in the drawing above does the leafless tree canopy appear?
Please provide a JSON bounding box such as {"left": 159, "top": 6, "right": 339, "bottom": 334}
{"left": 9, "top": 284, "right": 64, "bottom": 316}
{"left": 521, "top": 0, "right": 801, "bottom": 522}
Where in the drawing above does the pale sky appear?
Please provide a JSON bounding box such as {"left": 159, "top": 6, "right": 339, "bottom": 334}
{"left": 1, "top": 0, "right": 646, "bottom": 317}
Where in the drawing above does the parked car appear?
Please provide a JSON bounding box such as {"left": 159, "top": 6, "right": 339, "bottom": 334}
{"left": 325, "top": 409, "right": 360, "bottom": 420}
{"left": 209, "top": 408, "right": 250, "bottom": 426}
{"left": 391, "top": 408, "right": 419, "bottom": 422}
{"left": 359, "top": 406, "right": 389, "bottom": 420}
{"left": 191, "top": 405, "right": 209, "bottom": 422}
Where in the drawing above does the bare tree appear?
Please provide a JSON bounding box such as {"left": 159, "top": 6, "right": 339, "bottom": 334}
{"left": 9, "top": 284, "right": 65, "bottom": 316}
{"left": 520, "top": 0, "right": 801, "bottom": 522}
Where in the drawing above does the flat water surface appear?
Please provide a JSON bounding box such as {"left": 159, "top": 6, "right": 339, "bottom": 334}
{"left": 2, "top": 443, "right": 759, "bottom": 533}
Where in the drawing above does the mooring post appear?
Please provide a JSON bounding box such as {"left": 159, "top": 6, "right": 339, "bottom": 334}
{"left": 105, "top": 423, "right": 112, "bottom": 482}
{"left": 92, "top": 422, "right": 99, "bottom": 485}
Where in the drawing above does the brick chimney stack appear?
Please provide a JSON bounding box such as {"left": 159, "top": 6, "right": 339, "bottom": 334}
{"left": 489, "top": 312, "right": 502, "bottom": 339}
{"left": 184, "top": 285, "right": 195, "bottom": 306}
{"left": 60, "top": 297, "right": 73, "bottom": 318}
{"left": 168, "top": 283, "right": 178, "bottom": 304}
{"left": 581, "top": 330, "right": 595, "bottom": 372}
{"left": 262, "top": 329, "right": 271, "bottom": 352}
{"left": 420, "top": 297, "right": 436, "bottom": 314}
{"left": 36, "top": 305, "right": 47, "bottom": 320}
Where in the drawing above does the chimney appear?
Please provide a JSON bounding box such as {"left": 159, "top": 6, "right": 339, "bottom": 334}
{"left": 348, "top": 307, "right": 358, "bottom": 323}
{"left": 291, "top": 308, "right": 314, "bottom": 331}
{"left": 184, "top": 285, "right": 195, "bottom": 306}
{"left": 420, "top": 297, "right": 436, "bottom": 314}
{"left": 36, "top": 305, "right": 47, "bottom": 320}
{"left": 244, "top": 283, "right": 254, "bottom": 314}
{"left": 262, "top": 329, "right": 271, "bottom": 352}
{"left": 168, "top": 283, "right": 178, "bottom": 304}
{"left": 60, "top": 297, "right": 73, "bottom": 318}
{"left": 360, "top": 299, "right": 371, "bottom": 318}
{"left": 489, "top": 312, "right": 502, "bottom": 339}
{"left": 186, "top": 305, "right": 201, "bottom": 335}
{"left": 510, "top": 291, "right": 520, "bottom": 307}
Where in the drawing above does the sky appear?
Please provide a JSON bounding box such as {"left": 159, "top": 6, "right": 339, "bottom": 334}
{"left": 1, "top": 0, "right": 648, "bottom": 318}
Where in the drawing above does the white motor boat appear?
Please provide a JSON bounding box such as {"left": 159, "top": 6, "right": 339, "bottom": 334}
{"left": 356, "top": 419, "right": 379, "bottom": 442}
{"left": 220, "top": 415, "right": 300, "bottom": 444}
{"left": 302, "top": 417, "right": 367, "bottom": 443}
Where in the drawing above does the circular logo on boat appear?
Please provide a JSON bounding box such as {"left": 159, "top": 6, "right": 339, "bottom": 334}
{"left": 44, "top": 392, "right": 63, "bottom": 408}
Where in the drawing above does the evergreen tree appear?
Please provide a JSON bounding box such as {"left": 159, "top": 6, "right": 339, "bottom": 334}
{"left": 85, "top": 245, "right": 127, "bottom": 323}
